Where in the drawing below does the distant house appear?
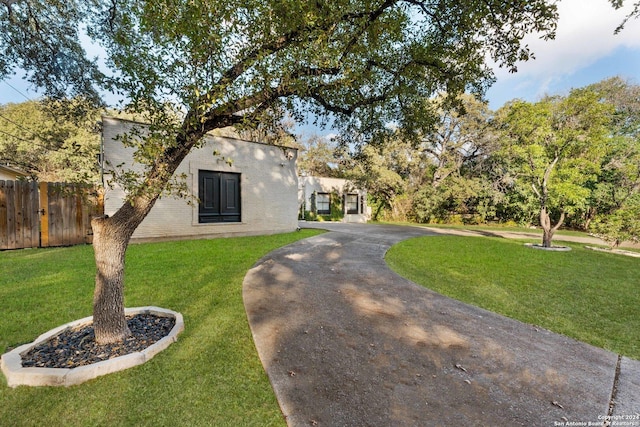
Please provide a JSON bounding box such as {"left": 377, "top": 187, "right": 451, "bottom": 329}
{"left": 0, "top": 165, "right": 28, "bottom": 181}
{"left": 299, "top": 175, "right": 369, "bottom": 223}
{"left": 101, "top": 117, "right": 299, "bottom": 242}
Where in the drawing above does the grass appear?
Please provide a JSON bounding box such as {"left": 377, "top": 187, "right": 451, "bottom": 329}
{"left": 386, "top": 235, "right": 640, "bottom": 360}
{"left": 0, "top": 229, "right": 322, "bottom": 427}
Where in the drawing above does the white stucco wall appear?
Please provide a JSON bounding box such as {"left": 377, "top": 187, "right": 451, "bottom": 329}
{"left": 102, "top": 117, "right": 299, "bottom": 241}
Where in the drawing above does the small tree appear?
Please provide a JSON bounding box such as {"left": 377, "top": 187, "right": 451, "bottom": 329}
{"left": 2, "top": 0, "right": 559, "bottom": 343}
{"left": 592, "top": 198, "right": 640, "bottom": 248}
{"left": 498, "top": 89, "right": 612, "bottom": 247}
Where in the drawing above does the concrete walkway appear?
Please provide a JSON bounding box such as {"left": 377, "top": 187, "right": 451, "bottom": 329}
{"left": 243, "top": 223, "right": 639, "bottom": 426}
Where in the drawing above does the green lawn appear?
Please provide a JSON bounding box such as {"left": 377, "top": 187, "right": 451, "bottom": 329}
{"left": 0, "top": 230, "right": 322, "bottom": 427}
{"left": 386, "top": 235, "right": 640, "bottom": 360}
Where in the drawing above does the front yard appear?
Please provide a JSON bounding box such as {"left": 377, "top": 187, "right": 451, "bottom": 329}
{"left": 386, "top": 235, "right": 640, "bottom": 360}
{"left": 3, "top": 227, "right": 638, "bottom": 426}
{"left": 0, "top": 230, "right": 321, "bottom": 426}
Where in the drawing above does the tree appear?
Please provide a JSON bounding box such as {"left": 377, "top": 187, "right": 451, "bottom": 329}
{"left": 345, "top": 137, "right": 413, "bottom": 221}
{"left": 417, "top": 94, "right": 495, "bottom": 188}
{"left": 409, "top": 93, "right": 502, "bottom": 223}
{"left": 297, "top": 134, "right": 342, "bottom": 178}
{"left": 592, "top": 197, "right": 640, "bottom": 248}
{"left": 609, "top": 0, "right": 640, "bottom": 33}
{"left": 0, "top": 99, "right": 100, "bottom": 182}
{"left": 2, "top": 0, "right": 559, "bottom": 343}
{"left": 587, "top": 77, "right": 640, "bottom": 245}
{"left": 498, "top": 89, "right": 613, "bottom": 247}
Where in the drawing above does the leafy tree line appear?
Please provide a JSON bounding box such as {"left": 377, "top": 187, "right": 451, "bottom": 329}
{"left": 3, "top": 76, "right": 635, "bottom": 250}
{"left": 338, "top": 77, "right": 640, "bottom": 248}
{"left": 0, "top": 99, "right": 100, "bottom": 182}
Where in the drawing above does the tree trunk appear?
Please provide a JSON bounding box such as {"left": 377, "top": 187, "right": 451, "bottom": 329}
{"left": 373, "top": 202, "right": 385, "bottom": 221}
{"left": 540, "top": 207, "right": 553, "bottom": 247}
{"left": 542, "top": 226, "right": 554, "bottom": 248}
{"left": 91, "top": 215, "right": 133, "bottom": 344}
{"left": 583, "top": 206, "right": 596, "bottom": 230}
{"left": 539, "top": 206, "right": 565, "bottom": 248}
{"left": 90, "top": 196, "right": 159, "bottom": 344}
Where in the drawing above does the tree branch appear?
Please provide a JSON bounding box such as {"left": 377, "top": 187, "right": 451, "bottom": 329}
{"left": 551, "top": 210, "right": 566, "bottom": 233}
{"left": 531, "top": 182, "right": 541, "bottom": 199}
{"left": 339, "top": 0, "right": 400, "bottom": 62}
{"left": 542, "top": 155, "right": 559, "bottom": 190}
{"left": 1, "top": 0, "right": 16, "bottom": 15}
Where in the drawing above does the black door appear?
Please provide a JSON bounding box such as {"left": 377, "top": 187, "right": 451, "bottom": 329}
{"left": 199, "top": 171, "right": 241, "bottom": 223}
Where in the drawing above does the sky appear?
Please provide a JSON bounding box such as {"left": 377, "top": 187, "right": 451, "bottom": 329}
{"left": 485, "top": 0, "right": 640, "bottom": 109}
{"left": 1, "top": 0, "right": 639, "bottom": 117}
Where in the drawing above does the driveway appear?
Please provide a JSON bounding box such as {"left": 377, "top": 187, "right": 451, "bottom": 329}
{"left": 243, "top": 222, "right": 639, "bottom": 426}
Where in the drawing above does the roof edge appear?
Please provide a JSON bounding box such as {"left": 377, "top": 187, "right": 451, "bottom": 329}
{"left": 101, "top": 116, "right": 298, "bottom": 151}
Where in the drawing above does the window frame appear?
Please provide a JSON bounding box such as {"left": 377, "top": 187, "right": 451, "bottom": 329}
{"left": 345, "top": 193, "right": 359, "bottom": 214}
{"left": 315, "top": 192, "right": 331, "bottom": 215}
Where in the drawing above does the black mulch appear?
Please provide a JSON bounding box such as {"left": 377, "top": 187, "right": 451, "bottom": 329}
{"left": 21, "top": 313, "right": 175, "bottom": 369}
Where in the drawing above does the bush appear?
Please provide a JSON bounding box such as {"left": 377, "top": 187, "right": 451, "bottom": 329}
{"left": 592, "top": 201, "right": 640, "bottom": 248}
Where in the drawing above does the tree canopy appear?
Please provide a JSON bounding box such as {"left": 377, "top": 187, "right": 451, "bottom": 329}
{"left": 0, "top": 0, "right": 105, "bottom": 103}
{"left": 0, "top": 99, "right": 100, "bottom": 182}
{"left": 335, "top": 78, "right": 639, "bottom": 248}
{"left": 587, "top": 77, "right": 640, "bottom": 247}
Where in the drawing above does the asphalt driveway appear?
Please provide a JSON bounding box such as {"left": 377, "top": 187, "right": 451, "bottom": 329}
{"left": 243, "top": 222, "right": 639, "bottom": 426}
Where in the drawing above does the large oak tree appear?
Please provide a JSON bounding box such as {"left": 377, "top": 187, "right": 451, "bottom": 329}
{"left": 2, "top": 0, "right": 559, "bottom": 343}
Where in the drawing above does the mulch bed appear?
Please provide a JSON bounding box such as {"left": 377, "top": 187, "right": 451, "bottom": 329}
{"left": 21, "top": 313, "right": 175, "bottom": 369}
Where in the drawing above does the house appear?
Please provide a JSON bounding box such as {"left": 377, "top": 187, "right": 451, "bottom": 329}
{"left": 299, "top": 175, "right": 369, "bottom": 223}
{"left": 101, "top": 117, "right": 299, "bottom": 242}
{"left": 0, "top": 164, "right": 28, "bottom": 181}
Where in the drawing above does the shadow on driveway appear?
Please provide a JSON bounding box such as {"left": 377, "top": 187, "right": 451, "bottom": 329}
{"left": 243, "top": 222, "right": 639, "bottom": 426}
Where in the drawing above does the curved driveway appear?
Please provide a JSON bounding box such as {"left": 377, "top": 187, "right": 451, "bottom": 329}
{"left": 243, "top": 223, "right": 639, "bottom": 426}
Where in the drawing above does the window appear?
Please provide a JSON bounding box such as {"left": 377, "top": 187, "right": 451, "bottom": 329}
{"left": 198, "top": 171, "right": 241, "bottom": 223}
{"left": 316, "top": 192, "right": 330, "bottom": 214}
{"left": 346, "top": 194, "right": 359, "bottom": 214}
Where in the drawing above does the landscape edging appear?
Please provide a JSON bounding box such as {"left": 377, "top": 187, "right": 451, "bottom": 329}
{"left": 1, "top": 306, "right": 184, "bottom": 388}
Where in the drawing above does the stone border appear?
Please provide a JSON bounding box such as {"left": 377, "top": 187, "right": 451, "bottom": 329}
{"left": 585, "top": 245, "right": 640, "bottom": 258}
{"left": 524, "top": 243, "right": 572, "bottom": 251}
{"left": 1, "top": 306, "right": 184, "bottom": 388}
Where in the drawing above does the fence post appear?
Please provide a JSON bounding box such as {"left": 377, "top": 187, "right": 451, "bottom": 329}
{"left": 39, "top": 181, "right": 49, "bottom": 247}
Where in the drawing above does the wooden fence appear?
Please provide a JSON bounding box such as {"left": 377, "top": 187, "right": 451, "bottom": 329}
{"left": 0, "top": 180, "right": 103, "bottom": 250}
